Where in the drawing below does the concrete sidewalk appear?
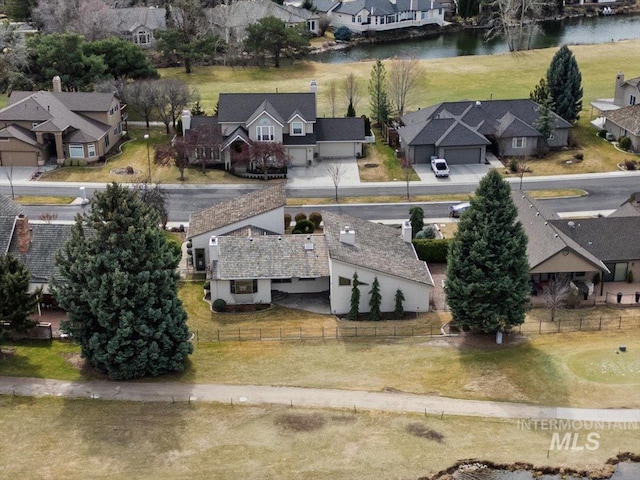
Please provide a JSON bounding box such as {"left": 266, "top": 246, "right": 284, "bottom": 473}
{"left": 1, "top": 376, "right": 639, "bottom": 422}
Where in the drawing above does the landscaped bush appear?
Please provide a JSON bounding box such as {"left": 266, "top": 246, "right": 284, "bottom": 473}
{"left": 203, "top": 281, "right": 211, "bottom": 290}
{"left": 625, "top": 159, "right": 637, "bottom": 171}
{"left": 293, "top": 219, "right": 314, "bottom": 234}
{"left": 284, "top": 213, "right": 291, "bottom": 230}
{"left": 618, "top": 136, "right": 632, "bottom": 151}
{"left": 508, "top": 158, "right": 518, "bottom": 173}
{"left": 64, "top": 159, "right": 72, "bottom": 167}
{"left": 213, "top": 298, "right": 227, "bottom": 311}
{"left": 126, "top": 165, "right": 135, "bottom": 174}
{"left": 575, "top": 153, "right": 583, "bottom": 160}
{"left": 334, "top": 26, "right": 352, "bottom": 42}
{"left": 294, "top": 212, "right": 307, "bottom": 222}
{"left": 309, "top": 212, "right": 323, "bottom": 229}
{"left": 412, "top": 239, "right": 451, "bottom": 263}
{"left": 422, "top": 225, "right": 437, "bottom": 239}
{"left": 598, "top": 129, "right": 608, "bottom": 139}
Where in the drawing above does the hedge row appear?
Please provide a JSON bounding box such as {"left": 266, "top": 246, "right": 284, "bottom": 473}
{"left": 412, "top": 238, "right": 451, "bottom": 263}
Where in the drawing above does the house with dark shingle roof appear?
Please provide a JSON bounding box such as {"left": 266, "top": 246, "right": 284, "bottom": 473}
{"left": 207, "top": 209, "right": 433, "bottom": 314}
{"left": 602, "top": 104, "right": 640, "bottom": 153}
{"left": 0, "top": 78, "right": 125, "bottom": 167}
{"left": 187, "top": 184, "right": 287, "bottom": 272}
{"left": 181, "top": 86, "right": 366, "bottom": 168}
{"left": 398, "top": 100, "right": 572, "bottom": 164}
{"left": 106, "top": 6, "right": 166, "bottom": 48}
{"left": 313, "top": 0, "right": 445, "bottom": 33}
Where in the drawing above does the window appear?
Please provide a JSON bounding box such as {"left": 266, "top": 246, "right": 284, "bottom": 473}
{"left": 87, "top": 143, "right": 96, "bottom": 157}
{"left": 299, "top": 277, "right": 316, "bottom": 281}
{"left": 231, "top": 279, "right": 258, "bottom": 294}
{"left": 137, "top": 30, "right": 149, "bottom": 44}
{"left": 291, "top": 121, "right": 304, "bottom": 136}
{"left": 105, "top": 135, "right": 110, "bottom": 148}
{"left": 631, "top": 95, "right": 637, "bottom": 105}
{"left": 512, "top": 137, "right": 526, "bottom": 149}
{"left": 338, "top": 276, "right": 351, "bottom": 286}
{"left": 272, "top": 278, "right": 292, "bottom": 284}
{"left": 68, "top": 144, "right": 84, "bottom": 158}
{"left": 256, "top": 125, "right": 274, "bottom": 142}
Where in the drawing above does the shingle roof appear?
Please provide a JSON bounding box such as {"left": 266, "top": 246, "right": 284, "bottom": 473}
{"left": 0, "top": 195, "right": 23, "bottom": 254}
{"left": 106, "top": 7, "right": 166, "bottom": 33}
{"left": 218, "top": 93, "right": 316, "bottom": 124}
{"left": 7, "top": 223, "right": 73, "bottom": 283}
{"left": 604, "top": 104, "right": 640, "bottom": 135}
{"left": 212, "top": 234, "right": 330, "bottom": 280}
{"left": 187, "top": 184, "right": 286, "bottom": 239}
{"left": 0, "top": 124, "right": 46, "bottom": 148}
{"left": 550, "top": 216, "right": 640, "bottom": 263}
{"left": 608, "top": 192, "right": 640, "bottom": 217}
{"left": 7, "top": 91, "right": 117, "bottom": 113}
{"left": 208, "top": 0, "right": 316, "bottom": 30}
{"left": 316, "top": 118, "right": 365, "bottom": 141}
{"left": 322, "top": 211, "right": 433, "bottom": 285}
{"left": 513, "top": 193, "right": 607, "bottom": 272}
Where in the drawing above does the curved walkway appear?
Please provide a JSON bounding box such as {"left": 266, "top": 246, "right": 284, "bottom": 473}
{"left": 1, "top": 376, "right": 639, "bottom": 423}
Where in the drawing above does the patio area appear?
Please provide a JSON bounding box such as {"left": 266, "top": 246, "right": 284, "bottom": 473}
{"left": 530, "top": 281, "right": 640, "bottom": 308}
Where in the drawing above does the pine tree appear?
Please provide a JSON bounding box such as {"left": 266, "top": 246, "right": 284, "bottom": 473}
{"left": 368, "top": 60, "right": 391, "bottom": 125}
{"left": 529, "top": 77, "right": 549, "bottom": 104}
{"left": 52, "top": 183, "right": 193, "bottom": 380}
{"left": 369, "top": 277, "right": 381, "bottom": 321}
{"left": 346, "top": 100, "right": 356, "bottom": 117}
{"left": 347, "top": 272, "right": 361, "bottom": 320}
{"left": 409, "top": 206, "right": 424, "bottom": 238}
{"left": 546, "top": 45, "right": 583, "bottom": 124}
{"left": 394, "top": 289, "right": 405, "bottom": 318}
{"left": 533, "top": 93, "right": 555, "bottom": 155}
{"left": 0, "top": 254, "right": 40, "bottom": 332}
{"left": 445, "top": 170, "right": 530, "bottom": 333}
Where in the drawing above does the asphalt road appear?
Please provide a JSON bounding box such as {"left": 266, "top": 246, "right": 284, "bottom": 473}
{"left": 6, "top": 173, "right": 640, "bottom": 223}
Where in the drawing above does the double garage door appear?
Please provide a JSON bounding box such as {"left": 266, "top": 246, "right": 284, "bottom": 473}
{"left": 0, "top": 151, "right": 39, "bottom": 167}
{"left": 442, "top": 147, "right": 482, "bottom": 165}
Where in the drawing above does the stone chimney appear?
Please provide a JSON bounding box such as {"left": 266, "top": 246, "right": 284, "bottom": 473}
{"left": 339, "top": 225, "right": 356, "bottom": 245}
{"left": 614, "top": 71, "right": 625, "bottom": 106}
{"left": 52, "top": 76, "right": 62, "bottom": 93}
{"left": 15, "top": 214, "right": 31, "bottom": 253}
{"left": 181, "top": 109, "right": 191, "bottom": 135}
{"left": 209, "top": 236, "right": 219, "bottom": 261}
{"left": 401, "top": 220, "right": 412, "bottom": 243}
{"left": 310, "top": 79, "right": 317, "bottom": 94}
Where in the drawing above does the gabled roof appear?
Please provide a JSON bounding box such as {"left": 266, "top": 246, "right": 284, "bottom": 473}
{"left": 212, "top": 234, "right": 330, "bottom": 280}
{"left": 496, "top": 112, "right": 541, "bottom": 138}
{"left": 218, "top": 93, "right": 316, "bottom": 125}
{"left": 221, "top": 126, "right": 251, "bottom": 150}
{"left": 246, "top": 99, "right": 285, "bottom": 127}
{"left": 0, "top": 124, "right": 48, "bottom": 148}
{"left": 105, "top": 7, "right": 166, "bottom": 33}
{"left": 186, "top": 116, "right": 224, "bottom": 146}
{"left": 322, "top": 211, "right": 433, "bottom": 285}
{"left": 436, "top": 121, "right": 490, "bottom": 147}
{"left": 187, "top": 184, "right": 286, "bottom": 239}
{"left": 604, "top": 104, "right": 640, "bottom": 135}
{"left": 7, "top": 223, "right": 74, "bottom": 283}
{"left": 208, "top": 0, "right": 316, "bottom": 30}
{"left": 0, "top": 195, "right": 23, "bottom": 254}
{"left": 608, "top": 192, "right": 640, "bottom": 217}
{"left": 513, "top": 193, "right": 607, "bottom": 272}
{"left": 330, "top": 0, "right": 440, "bottom": 15}
{"left": 7, "top": 91, "right": 117, "bottom": 112}
{"left": 316, "top": 118, "right": 365, "bottom": 141}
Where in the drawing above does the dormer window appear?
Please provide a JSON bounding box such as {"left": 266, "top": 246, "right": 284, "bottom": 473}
{"left": 256, "top": 125, "right": 274, "bottom": 142}
{"left": 291, "top": 121, "right": 304, "bottom": 136}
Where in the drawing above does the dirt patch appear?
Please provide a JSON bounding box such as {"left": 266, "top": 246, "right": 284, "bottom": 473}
{"left": 110, "top": 167, "right": 141, "bottom": 176}
{"left": 406, "top": 423, "right": 445, "bottom": 443}
{"left": 62, "top": 352, "right": 86, "bottom": 371}
{"left": 275, "top": 413, "right": 326, "bottom": 432}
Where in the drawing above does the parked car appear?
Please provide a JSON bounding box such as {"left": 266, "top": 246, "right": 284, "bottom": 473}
{"left": 431, "top": 158, "right": 449, "bottom": 177}
{"left": 449, "top": 202, "right": 471, "bottom": 218}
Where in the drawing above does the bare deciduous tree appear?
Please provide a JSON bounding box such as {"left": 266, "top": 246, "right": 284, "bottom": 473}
{"left": 487, "top": 0, "right": 542, "bottom": 52}
{"left": 154, "top": 79, "right": 199, "bottom": 134}
{"left": 543, "top": 275, "right": 572, "bottom": 322}
{"left": 234, "top": 141, "right": 290, "bottom": 181}
{"left": 326, "top": 162, "right": 344, "bottom": 202}
{"left": 326, "top": 79, "right": 338, "bottom": 117}
{"left": 343, "top": 73, "right": 361, "bottom": 113}
{"left": 388, "top": 55, "right": 425, "bottom": 117}
{"left": 39, "top": 213, "right": 59, "bottom": 223}
{"left": 33, "top": 0, "right": 114, "bottom": 40}
{"left": 400, "top": 155, "right": 414, "bottom": 199}
{"left": 122, "top": 81, "right": 158, "bottom": 129}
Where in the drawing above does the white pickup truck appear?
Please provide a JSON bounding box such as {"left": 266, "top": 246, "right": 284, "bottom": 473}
{"left": 430, "top": 158, "right": 450, "bottom": 177}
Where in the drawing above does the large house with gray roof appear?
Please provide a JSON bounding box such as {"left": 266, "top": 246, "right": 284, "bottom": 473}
{"left": 313, "top": 0, "right": 445, "bottom": 33}
{"left": 398, "top": 99, "right": 572, "bottom": 164}
{"left": 181, "top": 87, "right": 366, "bottom": 168}
{"left": 0, "top": 77, "right": 125, "bottom": 167}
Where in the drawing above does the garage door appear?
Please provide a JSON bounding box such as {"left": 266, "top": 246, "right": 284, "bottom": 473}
{"left": 2, "top": 151, "right": 39, "bottom": 167}
{"left": 287, "top": 147, "right": 308, "bottom": 167}
{"left": 443, "top": 147, "right": 482, "bottom": 165}
{"left": 318, "top": 142, "right": 354, "bottom": 159}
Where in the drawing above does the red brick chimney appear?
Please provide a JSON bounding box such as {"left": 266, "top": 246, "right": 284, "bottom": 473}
{"left": 15, "top": 214, "right": 31, "bottom": 253}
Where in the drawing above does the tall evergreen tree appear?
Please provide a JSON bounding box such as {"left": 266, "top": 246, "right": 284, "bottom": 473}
{"left": 409, "top": 206, "right": 424, "bottom": 238}
{"left": 445, "top": 170, "right": 530, "bottom": 334}
{"left": 529, "top": 77, "right": 549, "bottom": 104}
{"left": 0, "top": 254, "right": 40, "bottom": 332}
{"left": 368, "top": 60, "right": 391, "bottom": 125}
{"left": 394, "top": 289, "right": 405, "bottom": 318}
{"left": 346, "top": 100, "right": 356, "bottom": 117}
{"left": 546, "top": 45, "right": 583, "bottom": 124}
{"left": 533, "top": 93, "right": 555, "bottom": 155}
{"left": 52, "top": 183, "right": 192, "bottom": 380}
{"left": 347, "top": 272, "right": 361, "bottom": 320}
{"left": 369, "top": 277, "right": 381, "bottom": 321}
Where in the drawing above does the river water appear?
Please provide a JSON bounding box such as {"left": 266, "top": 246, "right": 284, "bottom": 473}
{"left": 314, "top": 14, "right": 640, "bottom": 62}
{"left": 445, "top": 461, "right": 640, "bottom": 480}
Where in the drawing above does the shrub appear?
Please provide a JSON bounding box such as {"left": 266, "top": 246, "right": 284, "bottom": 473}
{"left": 361, "top": 115, "right": 372, "bottom": 136}
{"left": 412, "top": 239, "right": 451, "bottom": 263}
{"left": 203, "top": 281, "right": 211, "bottom": 290}
{"left": 334, "top": 26, "right": 352, "bottom": 42}
{"left": 284, "top": 213, "right": 291, "bottom": 230}
{"left": 625, "top": 159, "right": 637, "bottom": 171}
{"left": 575, "top": 153, "right": 583, "bottom": 160}
{"left": 598, "top": 129, "right": 608, "bottom": 139}
{"left": 508, "top": 158, "right": 519, "bottom": 173}
{"left": 294, "top": 212, "right": 307, "bottom": 222}
{"left": 64, "top": 159, "right": 72, "bottom": 167}
{"left": 422, "top": 225, "right": 437, "bottom": 239}
{"left": 213, "top": 298, "right": 227, "bottom": 311}
{"left": 293, "top": 219, "right": 314, "bottom": 234}
{"left": 126, "top": 165, "right": 134, "bottom": 174}
{"left": 618, "top": 136, "right": 632, "bottom": 151}
{"left": 309, "top": 212, "right": 323, "bottom": 228}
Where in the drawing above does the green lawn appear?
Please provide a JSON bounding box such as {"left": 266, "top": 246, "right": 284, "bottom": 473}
{"left": 1, "top": 396, "right": 634, "bottom": 480}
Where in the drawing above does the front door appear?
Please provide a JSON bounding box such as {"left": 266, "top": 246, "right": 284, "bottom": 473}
{"left": 195, "top": 248, "right": 205, "bottom": 271}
